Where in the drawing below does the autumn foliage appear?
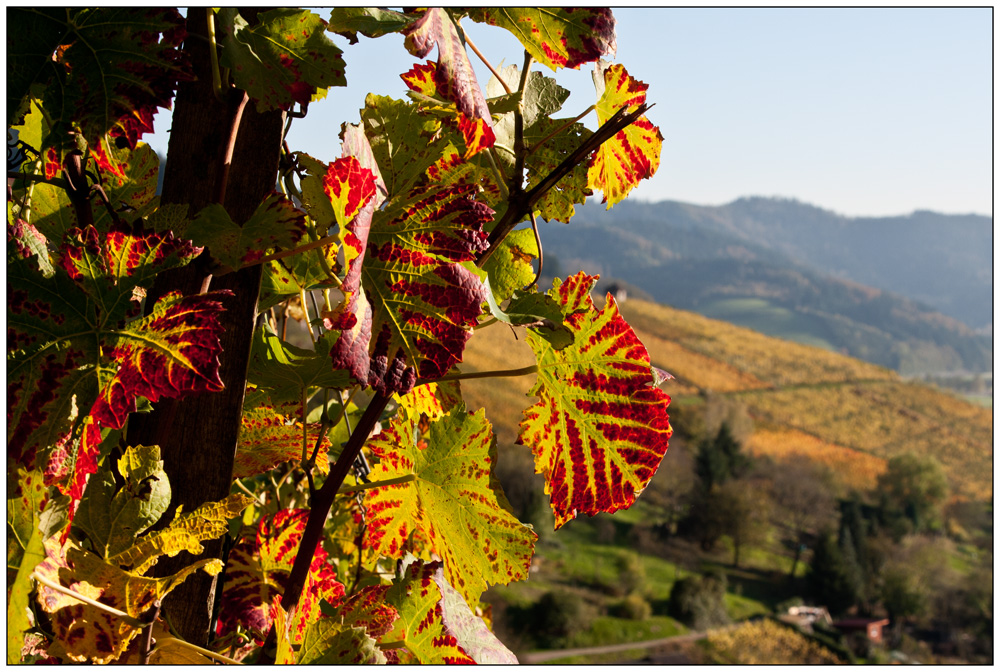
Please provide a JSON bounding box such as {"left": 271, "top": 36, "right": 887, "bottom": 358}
{"left": 7, "top": 7, "right": 670, "bottom": 664}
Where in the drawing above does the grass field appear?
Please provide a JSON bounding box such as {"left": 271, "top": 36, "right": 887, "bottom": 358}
{"left": 698, "top": 298, "right": 838, "bottom": 351}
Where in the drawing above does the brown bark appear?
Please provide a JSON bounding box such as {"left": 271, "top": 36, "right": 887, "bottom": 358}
{"left": 125, "top": 8, "right": 283, "bottom": 645}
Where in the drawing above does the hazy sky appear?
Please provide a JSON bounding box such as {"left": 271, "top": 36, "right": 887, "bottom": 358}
{"left": 147, "top": 7, "right": 992, "bottom": 217}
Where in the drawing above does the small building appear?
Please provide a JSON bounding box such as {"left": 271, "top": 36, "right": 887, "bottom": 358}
{"left": 782, "top": 605, "right": 833, "bottom": 632}
{"left": 831, "top": 617, "right": 891, "bottom": 645}
{"left": 605, "top": 283, "right": 628, "bottom": 303}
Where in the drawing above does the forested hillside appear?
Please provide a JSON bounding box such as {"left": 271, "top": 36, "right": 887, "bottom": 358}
{"left": 536, "top": 198, "right": 992, "bottom": 374}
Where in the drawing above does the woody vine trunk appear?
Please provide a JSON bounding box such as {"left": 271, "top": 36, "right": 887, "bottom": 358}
{"left": 124, "top": 8, "right": 284, "bottom": 645}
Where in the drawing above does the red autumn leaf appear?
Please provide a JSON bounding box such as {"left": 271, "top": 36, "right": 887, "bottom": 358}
{"left": 216, "top": 509, "right": 345, "bottom": 642}
{"left": 402, "top": 60, "right": 495, "bottom": 157}
{"left": 234, "top": 402, "right": 331, "bottom": 479}
{"left": 402, "top": 8, "right": 495, "bottom": 152}
{"left": 518, "top": 272, "right": 672, "bottom": 528}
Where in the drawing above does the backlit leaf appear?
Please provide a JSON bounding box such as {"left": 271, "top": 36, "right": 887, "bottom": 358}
{"left": 402, "top": 61, "right": 495, "bottom": 157}
{"left": 327, "top": 7, "right": 412, "bottom": 43}
{"left": 296, "top": 620, "right": 387, "bottom": 664}
{"left": 188, "top": 194, "right": 306, "bottom": 270}
{"left": 247, "top": 323, "right": 351, "bottom": 404}
{"left": 467, "top": 8, "right": 616, "bottom": 71}
{"left": 74, "top": 445, "right": 171, "bottom": 559}
{"left": 216, "top": 509, "right": 345, "bottom": 642}
{"left": 219, "top": 8, "right": 346, "bottom": 112}
{"left": 234, "top": 402, "right": 331, "bottom": 479}
{"left": 518, "top": 272, "right": 672, "bottom": 528}
{"left": 482, "top": 227, "right": 538, "bottom": 302}
{"left": 7, "top": 8, "right": 188, "bottom": 150}
{"left": 587, "top": 61, "right": 663, "bottom": 208}
{"left": 365, "top": 408, "right": 536, "bottom": 605}
{"left": 402, "top": 8, "right": 495, "bottom": 149}
{"left": 364, "top": 183, "right": 492, "bottom": 394}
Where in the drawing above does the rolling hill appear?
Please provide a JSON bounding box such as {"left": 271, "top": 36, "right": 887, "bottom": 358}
{"left": 535, "top": 197, "right": 992, "bottom": 375}
{"left": 459, "top": 293, "right": 992, "bottom": 502}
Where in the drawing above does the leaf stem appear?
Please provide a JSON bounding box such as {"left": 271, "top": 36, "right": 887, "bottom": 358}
{"left": 525, "top": 210, "right": 543, "bottom": 290}
{"left": 379, "top": 640, "right": 408, "bottom": 650}
{"left": 465, "top": 33, "right": 511, "bottom": 95}
{"left": 338, "top": 473, "right": 415, "bottom": 495}
{"left": 418, "top": 364, "right": 538, "bottom": 386}
{"left": 31, "top": 572, "right": 148, "bottom": 629}
{"left": 6, "top": 170, "right": 70, "bottom": 190}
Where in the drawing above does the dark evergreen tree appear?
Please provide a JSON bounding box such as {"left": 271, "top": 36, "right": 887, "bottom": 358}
{"left": 806, "top": 530, "right": 860, "bottom": 616}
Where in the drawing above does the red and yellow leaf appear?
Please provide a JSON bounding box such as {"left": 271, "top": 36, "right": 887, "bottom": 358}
{"left": 364, "top": 408, "right": 536, "bottom": 606}
{"left": 403, "top": 8, "right": 495, "bottom": 151}
{"left": 467, "top": 8, "right": 617, "bottom": 71}
{"left": 402, "top": 61, "right": 495, "bottom": 157}
{"left": 364, "top": 183, "right": 492, "bottom": 395}
{"left": 234, "top": 402, "right": 331, "bottom": 479}
{"left": 587, "top": 62, "right": 663, "bottom": 208}
{"left": 216, "top": 510, "right": 345, "bottom": 643}
{"left": 518, "top": 272, "right": 672, "bottom": 528}
{"left": 188, "top": 194, "right": 306, "bottom": 270}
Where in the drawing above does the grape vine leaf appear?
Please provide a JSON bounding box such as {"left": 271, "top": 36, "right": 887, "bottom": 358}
{"left": 587, "top": 61, "right": 663, "bottom": 208}
{"left": 485, "top": 64, "right": 593, "bottom": 222}
{"left": 364, "top": 407, "right": 536, "bottom": 606}
{"left": 216, "top": 509, "right": 345, "bottom": 642}
{"left": 339, "top": 123, "right": 388, "bottom": 209}
{"left": 397, "top": 381, "right": 463, "bottom": 422}
{"left": 234, "top": 401, "right": 332, "bottom": 479}
{"left": 108, "top": 493, "right": 252, "bottom": 575}
{"left": 327, "top": 7, "right": 413, "bottom": 43}
{"left": 467, "top": 8, "right": 617, "bottom": 71}
{"left": 481, "top": 227, "right": 538, "bottom": 302}
{"left": 35, "top": 536, "right": 223, "bottom": 663}
{"left": 402, "top": 8, "right": 495, "bottom": 148}
{"left": 7, "top": 8, "right": 188, "bottom": 150}
{"left": 363, "top": 183, "right": 492, "bottom": 395}
{"left": 188, "top": 194, "right": 306, "bottom": 270}
{"left": 294, "top": 619, "right": 387, "bottom": 664}
{"left": 247, "top": 322, "right": 351, "bottom": 404}
{"left": 74, "top": 445, "right": 171, "bottom": 560}
{"left": 402, "top": 61, "right": 495, "bottom": 157}
{"left": 518, "top": 272, "right": 672, "bottom": 528}
{"left": 218, "top": 8, "right": 347, "bottom": 112}
{"left": 381, "top": 559, "right": 516, "bottom": 663}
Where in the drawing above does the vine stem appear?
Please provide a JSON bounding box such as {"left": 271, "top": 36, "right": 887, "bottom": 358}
{"left": 476, "top": 102, "right": 651, "bottom": 269}
{"left": 6, "top": 171, "right": 70, "bottom": 190}
{"left": 258, "top": 391, "right": 391, "bottom": 664}
{"left": 206, "top": 9, "right": 226, "bottom": 104}
{"left": 214, "top": 90, "right": 249, "bottom": 205}
{"left": 417, "top": 364, "right": 538, "bottom": 386}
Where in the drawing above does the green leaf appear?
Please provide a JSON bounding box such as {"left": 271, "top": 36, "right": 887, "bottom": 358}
{"left": 327, "top": 7, "right": 412, "bottom": 43}
{"left": 588, "top": 61, "right": 663, "bottom": 208}
{"left": 365, "top": 408, "right": 536, "bottom": 606}
{"left": 297, "top": 621, "right": 386, "bottom": 664}
{"left": 247, "top": 323, "right": 351, "bottom": 403}
{"left": 74, "top": 445, "right": 170, "bottom": 560}
{"left": 467, "top": 8, "right": 617, "bottom": 71}
{"left": 482, "top": 227, "right": 538, "bottom": 302}
{"left": 218, "top": 8, "right": 346, "bottom": 113}
{"left": 8, "top": 8, "right": 188, "bottom": 151}
{"left": 6, "top": 515, "right": 45, "bottom": 664}
{"left": 188, "top": 194, "right": 305, "bottom": 271}
{"left": 519, "top": 272, "right": 673, "bottom": 528}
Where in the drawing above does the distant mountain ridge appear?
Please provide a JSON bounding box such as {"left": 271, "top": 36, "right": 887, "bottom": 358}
{"left": 538, "top": 197, "right": 992, "bottom": 374}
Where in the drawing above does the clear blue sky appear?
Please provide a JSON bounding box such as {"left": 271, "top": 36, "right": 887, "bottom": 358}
{"left": 147, "top": 8, "right": 992, "bottom": 217}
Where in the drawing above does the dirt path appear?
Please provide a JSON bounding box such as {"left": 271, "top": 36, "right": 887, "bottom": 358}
{"left": 519, "top": 627, "right": 733, "bottom": 664}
